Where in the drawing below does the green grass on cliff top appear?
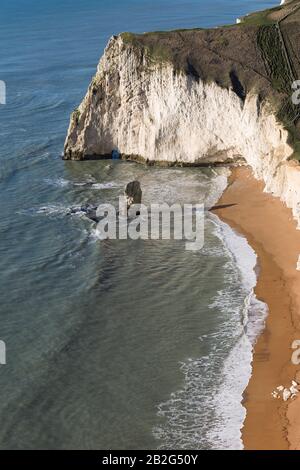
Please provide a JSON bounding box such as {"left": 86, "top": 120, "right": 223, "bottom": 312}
{"left": 121, "top": 3, "right": 281, "bottom": 44}
{"left": 237, "top": 6, "right": 280, "bottom": 26}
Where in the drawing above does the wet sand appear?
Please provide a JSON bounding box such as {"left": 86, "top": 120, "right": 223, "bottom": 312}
{"left": 212, "top": 166, "right": 300, "bottom": 450}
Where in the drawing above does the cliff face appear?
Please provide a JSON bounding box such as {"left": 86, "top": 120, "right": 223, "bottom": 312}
{"left": 64, "top": 35, "right": 291, "bottom": 165}
{"left": 64, "top": 0, "right": 300, "bottom": 225}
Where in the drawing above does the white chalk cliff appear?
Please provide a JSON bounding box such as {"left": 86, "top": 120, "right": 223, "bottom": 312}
{"left": 64, "top": 34, "right": 300, "bottom": 227}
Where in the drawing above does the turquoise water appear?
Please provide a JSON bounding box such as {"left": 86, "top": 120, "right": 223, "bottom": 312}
{"left": 0, "top": 0, "right": 274, "bottom": 450}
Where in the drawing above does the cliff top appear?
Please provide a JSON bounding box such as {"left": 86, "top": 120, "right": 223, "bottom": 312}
{"left": 119, "top": 0, "right": 300, "bottom": 159}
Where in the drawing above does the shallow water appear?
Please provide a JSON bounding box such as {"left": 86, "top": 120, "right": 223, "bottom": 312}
{"left": 0, "top": 0, "right": 275, "bottom": 449}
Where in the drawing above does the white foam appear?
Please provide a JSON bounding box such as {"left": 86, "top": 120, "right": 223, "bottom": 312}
{"left": 35, "top": 205, "right": 71, "bottom": 216}
{"left": 44, "top": 177, "right": 70, "bottom": 188}
{"left": 210, "top": 214, "right": 257, "bottom": 291}
{"left": 91, "top": 182, "right": 121, "bottom": 189}
{"left": 19, "top": 204, "right": 90, "bottom": 218}
{"left": 204, "top": 168, "right": 231, "bottom": 210}
{"left": 206, "top": 214, "right": 268, "bottom": 449}
{"left": 44, "top": 176, "right": 98, "bottom": 188}
{"left": 153, "top": 171, "right": 268, "bottom": 450}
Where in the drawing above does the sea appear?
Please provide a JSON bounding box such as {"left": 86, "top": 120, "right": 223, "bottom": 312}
{"left": 0, "top": 0, "right": 277, "bottom": 450}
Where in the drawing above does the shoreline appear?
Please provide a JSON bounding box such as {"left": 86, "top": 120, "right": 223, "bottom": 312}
{"left": 212, "top": 166, "right": 300, "bottom": 450}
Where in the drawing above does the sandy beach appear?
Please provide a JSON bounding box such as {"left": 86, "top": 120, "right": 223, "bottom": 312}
{"left": 213, "top": 167, "right": 300, "bottom": 450}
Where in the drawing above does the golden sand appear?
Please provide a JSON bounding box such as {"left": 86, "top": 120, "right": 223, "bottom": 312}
{"left": 213, "top": 167, "right": 300, "bottom": 450}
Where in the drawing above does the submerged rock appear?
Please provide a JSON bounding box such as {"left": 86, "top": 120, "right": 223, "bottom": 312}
{"left": 68, "top": 203, "right": 98, "bottom": 222}
{"left": 66, "top": 182, "right": 142, "bottom": 222}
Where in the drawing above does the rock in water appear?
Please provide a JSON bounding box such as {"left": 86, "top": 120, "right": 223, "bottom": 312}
{"left": 125, "top": 181, "right": 142, "bottom": 212}
{"left": 68, "top": 204, "right": 98, "bottom": 222}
